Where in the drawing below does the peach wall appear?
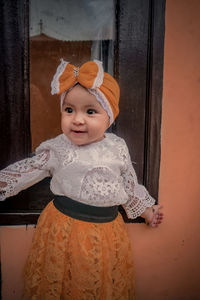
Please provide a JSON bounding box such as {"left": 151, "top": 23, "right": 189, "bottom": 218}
{"left": 127, "top": 0, "right": 200, "bottom": 299}
{"left": 0, "top": 226, "right": 35, "bottom": 298}
{"left": 1, "top": 0, "right": 200, "bottom": 299}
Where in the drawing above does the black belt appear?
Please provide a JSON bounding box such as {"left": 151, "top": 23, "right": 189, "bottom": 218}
{"left": 53, "top": 195, "right": 118, "bottom": 223}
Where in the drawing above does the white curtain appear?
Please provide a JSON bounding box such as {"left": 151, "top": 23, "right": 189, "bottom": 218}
{"left": 30, "top": 0, "right": 115, "bottom": 41}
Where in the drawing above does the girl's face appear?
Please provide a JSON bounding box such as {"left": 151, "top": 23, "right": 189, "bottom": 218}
{"left": 61, "top": 85, "right": 110, "bottom": 146}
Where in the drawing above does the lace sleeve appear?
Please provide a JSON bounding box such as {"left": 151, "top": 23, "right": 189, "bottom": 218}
{"left": 0, "top": 150, "right": 51, "bottom": 201}
{"left": 120, "top": 142, "right": 155, "bottom": 219}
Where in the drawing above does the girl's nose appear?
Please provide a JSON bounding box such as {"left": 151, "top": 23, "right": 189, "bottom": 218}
{"left": 72, "top": 112, "right": 85, "bottom": 125}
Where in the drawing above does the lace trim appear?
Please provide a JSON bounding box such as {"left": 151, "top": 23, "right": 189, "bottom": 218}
{"left": 36, "top": 136, "right": 78, "bottom": 166}
{"left": 119, "top": 144, "right": 130, "bottom": 164}
{"left": 123, "top": 193, "right": 155, "bottom": 219}
{"left": 51, "top": 59, "right": 69, "bottom": 95}
{"left": 4, "top": 151, "right": 49, "bottom": 173}
{"left": 0, "top": 151, "right": 50, "bottom": 201}
{"left": 0, "top": 172, "right": 19, "bottom": 200}
{"left": 61, "top": 144, "right": 78, "bottom": 167}
{"left": 122, "top": 168, "right": 155, "bottom": 219}
{"left": 119, "top": 141, "right": 156, "bottom": 219}
{"left": 89, "top": 88, "right": 114, "bottom": 124}
{"left": 92, "top": 60, "right": 104, "bottom": 88}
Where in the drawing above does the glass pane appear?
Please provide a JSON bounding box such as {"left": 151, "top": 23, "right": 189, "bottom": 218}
{"left": 29, "top": 0, "right": 115, "bottom": 151}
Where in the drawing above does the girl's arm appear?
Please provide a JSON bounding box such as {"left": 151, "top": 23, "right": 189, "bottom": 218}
{"left": 121, "top": 141, "right": 163, "bottom": 226}
{"left": 0, "top": 150, "right": 51, "bottom": 201}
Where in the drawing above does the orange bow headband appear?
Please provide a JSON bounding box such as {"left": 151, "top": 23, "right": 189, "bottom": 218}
{"left": 51, "top": 59, "right": 120, "bottom": 124}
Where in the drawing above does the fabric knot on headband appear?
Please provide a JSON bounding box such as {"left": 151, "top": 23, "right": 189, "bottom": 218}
{"left": 73, "top": 67, "right": 79, "bottom": 77}
{"left": 51, "top": 59, "right": 120, "bottom": 124}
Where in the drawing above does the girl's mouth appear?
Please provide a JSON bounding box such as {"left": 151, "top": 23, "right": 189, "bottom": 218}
{"left": 71, "top": 130, "right": 87, "bottom": 134}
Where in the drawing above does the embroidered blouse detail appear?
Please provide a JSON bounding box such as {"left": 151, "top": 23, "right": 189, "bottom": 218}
{"left": 80, "top": 167, "right": 123, "bottom": 205}
{"left": 0, "top": 133, "right": 155, "bottom": 219}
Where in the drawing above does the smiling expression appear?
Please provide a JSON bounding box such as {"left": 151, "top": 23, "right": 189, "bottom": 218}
{"left": 61, "top": 84, "right": 110, "bottom": 146}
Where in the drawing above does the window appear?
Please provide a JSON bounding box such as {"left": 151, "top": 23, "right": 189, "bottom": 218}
{"left": 0, "top": 0, "right": 165, "bottom": 225}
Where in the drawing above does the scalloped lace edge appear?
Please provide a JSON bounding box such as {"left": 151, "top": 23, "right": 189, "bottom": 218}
{"left": 51, "top": 59, "right": 69, "bottom": 95}
{"left": 92, "top": 60, "right": 104, "bottom": 88}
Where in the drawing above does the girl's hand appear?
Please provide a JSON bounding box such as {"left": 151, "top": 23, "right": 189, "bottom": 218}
{"left": 141, "top": 204, "right": 163, "bottom": 228}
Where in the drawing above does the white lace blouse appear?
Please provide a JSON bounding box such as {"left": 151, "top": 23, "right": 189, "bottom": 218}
{"left": 0, "top": 133, "right": 155, "bottom": 219}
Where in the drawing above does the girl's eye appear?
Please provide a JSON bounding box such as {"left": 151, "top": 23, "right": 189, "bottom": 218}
{"left": 87, "top": 109, "right": 96, "bottom": 115}
{"left": 65, "top": 107, "right": 73, "bottom": 113}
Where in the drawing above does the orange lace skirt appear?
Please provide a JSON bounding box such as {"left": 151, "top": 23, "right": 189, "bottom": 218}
{"left": 22, "top": 201, "right": 136, "bottom": 300}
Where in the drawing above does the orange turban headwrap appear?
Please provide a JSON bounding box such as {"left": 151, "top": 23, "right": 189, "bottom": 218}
{"left": 51, "top": 59, "right": 120, "bottom": 124}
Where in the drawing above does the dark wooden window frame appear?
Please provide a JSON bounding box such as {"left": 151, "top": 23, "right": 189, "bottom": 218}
{"left": 0, "top": 0, "right": 165, "bottom": 225}
{"left": 115, "top": 0, "right": 165, "bottom": 222}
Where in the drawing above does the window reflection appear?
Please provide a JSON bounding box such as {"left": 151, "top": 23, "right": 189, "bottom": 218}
{"left": 30, "top": 0, "right": 115, "bottom": 150}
